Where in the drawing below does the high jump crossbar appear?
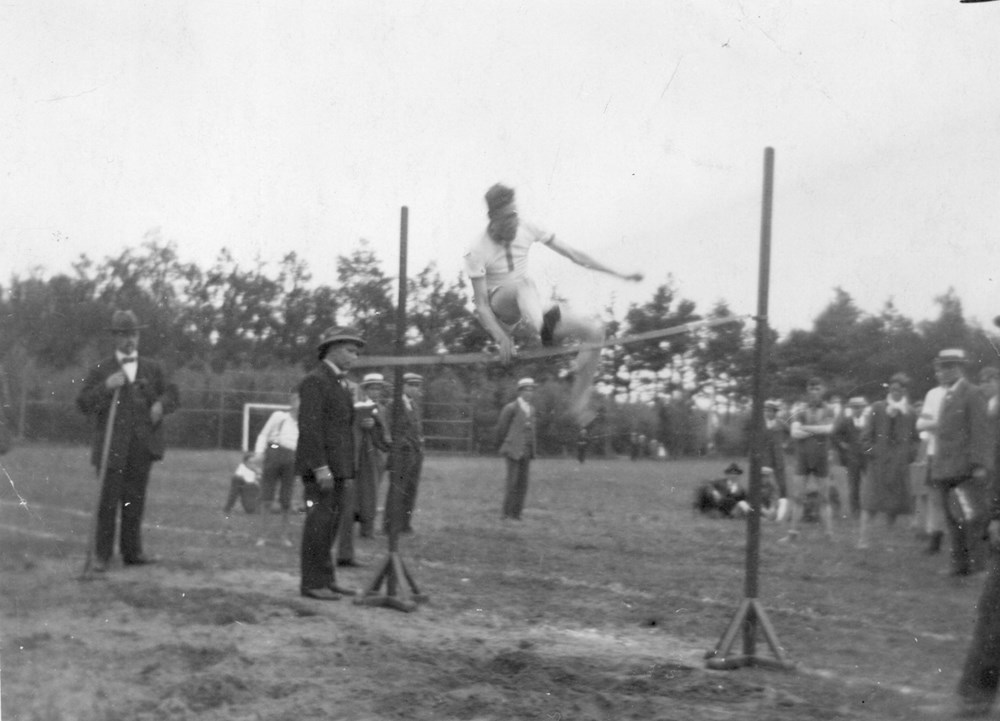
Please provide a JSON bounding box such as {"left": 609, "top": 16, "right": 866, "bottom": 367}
{"left": 353, "top": 315, "right": 749, "bottom": 369}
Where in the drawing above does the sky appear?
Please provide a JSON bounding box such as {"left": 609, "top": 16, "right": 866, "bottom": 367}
{"left": 2, "top": 1, "right": 1000, "bottom": 336}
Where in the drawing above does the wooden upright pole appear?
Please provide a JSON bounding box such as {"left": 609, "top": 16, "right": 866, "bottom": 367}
{"left": 705, "top": 148, "right": 792, "bottom": 671}
{"left": 357, "top": 206, "right": 427, "bottom": 612}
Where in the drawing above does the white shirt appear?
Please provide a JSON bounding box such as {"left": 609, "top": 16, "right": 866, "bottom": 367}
{"left": 917, "top": 385, "right": 947, "bottom": 455}
{"left": 255, "top": 410, "right": 299, "bottom": 453}
{"left": 463, "top": 220, "right": 553, "bottom": 290}
{"left": 517, "top": 397, "right": 533, "bottom": 417}
{"left": 116, "top": 351, "right": 138, "bottom": 383}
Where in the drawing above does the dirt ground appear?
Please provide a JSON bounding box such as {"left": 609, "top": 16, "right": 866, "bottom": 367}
{"left": 0, "top": 446, "right": 985, "bottom": 720}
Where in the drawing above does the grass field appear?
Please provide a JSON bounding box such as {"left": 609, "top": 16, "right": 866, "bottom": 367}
{"left": 0, "top": 444, "right": 985, "bottom": 720}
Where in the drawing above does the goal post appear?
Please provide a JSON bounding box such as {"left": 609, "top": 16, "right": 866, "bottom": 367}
{"left": 242, "top": 403, "right": 291, "bottom": 452}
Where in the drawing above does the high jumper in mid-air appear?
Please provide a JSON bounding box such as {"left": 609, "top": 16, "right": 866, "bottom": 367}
{"left": 464, "top": 183, "right": 643, "bottom": 425}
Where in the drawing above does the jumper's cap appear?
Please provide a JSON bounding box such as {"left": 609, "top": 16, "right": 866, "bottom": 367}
{"left": 764, "top": 399, "right": 781, "bottom": 410}
{"left": 517, "top": 377, "right": 536, "bottom": 390}
{"left": 847, "top": 396, "right": 867, "bottom": 407}
{"left": 724, "top": 462, "right": 744, "bottom": 475}
{"left": 403, "top": 372, "right": 424, "bottom": 385}
{"left": 934, "top": 348, "right": 968, "bottom": 366}
{"left": 361, "top": 373, "right": 387, "bottom": 387}
{"left": 485, "top": 183, "right": 515, "bottom": 218}
{"left": 108, "top": 310, "right": 146, "bottom": 334}
{"left": 317, "top": 325, "right": 365, "bottom": 359}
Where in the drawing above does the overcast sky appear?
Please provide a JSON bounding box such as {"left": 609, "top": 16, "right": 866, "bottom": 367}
{"left": 2, "top": 1, "right": 999, "bottom": 335}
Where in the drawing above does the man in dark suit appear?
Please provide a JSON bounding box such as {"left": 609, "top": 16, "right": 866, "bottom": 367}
{"left": 296, "top": 326, "right": 367, "bottom": 600}
{"left": 77, "top": 310, "right": 179, "bottom": 572}
{"left": 497, "top": 377, "right": 537, "bottom": 520}
{"left": 384, "top": 372, "right": 425, "bottom": 534}
{"left": 930, "top": 348, "right": 991, "bottom": 578}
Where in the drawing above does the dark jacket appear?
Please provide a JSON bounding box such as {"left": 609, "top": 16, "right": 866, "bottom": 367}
{"left": 932, "top": 378, "right": 991, "bottom": 481}
{"left": 390, "top": 395, "right": 423, "bottom": 451}
{"left": 77, "top": 356, "right": 178, "bottom": 471}
{"left": 497, "top": 400, "right": 536, "bottom": 461}
{"left": 295, "top": 363, "right": 356, "bottom": 479}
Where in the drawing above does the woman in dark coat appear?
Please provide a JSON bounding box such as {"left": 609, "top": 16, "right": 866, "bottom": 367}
{"left": 857, "top": 372, "right": 919, "bottom": 549}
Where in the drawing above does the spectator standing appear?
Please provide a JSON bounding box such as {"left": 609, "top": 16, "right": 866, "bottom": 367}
{"left": 952, "top": 338, "right": 1000, "bottom": 715}
{"left": 576, "top": 427, "right": 589, "bottom": 464}
{"left": 761, "top": 400, "right": 788, "bottom": 501}
{"left": 497, "top": 378, "right": 538, "bottom": 520}
{"left": 916, "top": 364, "right": 951, "bottom": 554}
{"left": 295, "top": 325, "right": 367, "bottom": 600}
{"left": 781, "top": 377, "right": 837, "bottom": 542}
{"left": 928, "top": 348, "right": 991, "bottom": 577}
{"left": 77, "top": 310, "right": 179, "bottom": 572}
{"left": 833, "top": 396, "right": 869, "bottom": 518}
{"left": 333, "top": 375, "right": 392, "bottom": 568}
{"left": 253, "top": 392, "right": 300, "bottom": 548}
{"left": 384, "top": 372, "right": 425, "bottom": 534}
{"left": 857, "top": 374, "right": 918, "bottom": 550}
{"left": 356, "top": 373, "right": 392, "bottom": 538}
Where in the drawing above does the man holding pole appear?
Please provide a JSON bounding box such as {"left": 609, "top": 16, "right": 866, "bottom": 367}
{"left": 77, "top": 310, "right": 178, "bottom": 573}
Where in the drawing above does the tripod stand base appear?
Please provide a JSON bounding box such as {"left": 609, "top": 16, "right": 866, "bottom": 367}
{"left": 354, "top": 550, "right": 428, "bottom": 613}
{"left": 705, "top": 598, "right": 795, "bottom": 671}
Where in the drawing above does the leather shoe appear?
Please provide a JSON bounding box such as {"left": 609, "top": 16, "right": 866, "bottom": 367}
{"left": 336, "top": 559, "right": 365, "bottom": 568}
{"left": 300, "top": 587, "right": 341, "bottom": 601}
{"left": 328, "top": 584, "right": 357, "bottom": 596}
{"left": 123, "top": 555, "right": 156, "bottom": 566}
{"left": 91, "top": 559, "right": 110, "bottom": 573}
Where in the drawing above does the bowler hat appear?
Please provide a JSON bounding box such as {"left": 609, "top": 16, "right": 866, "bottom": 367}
{"left": 934, "top": 348, "right": 968, "bottom": 366}
{"left": 108, "top": 310, "right": 146, "bottom": 334}
{"left": 724, "top": 462, "right": 744, "bottom": 475}
{"left": 517, "top": 377, "right": 536, "bottom": 390}
{"left": 361, "top": 372, "right": 387, "bottom": 387}
{"left": 403, "top": 372, "right": 424, "bottom": 385}
{"left": 317, "top": 325, "right": 365, "bottom": 359}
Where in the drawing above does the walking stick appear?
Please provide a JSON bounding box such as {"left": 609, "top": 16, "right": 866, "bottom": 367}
{"left": 80, "top": 387, "right": 120, "bottom": 579}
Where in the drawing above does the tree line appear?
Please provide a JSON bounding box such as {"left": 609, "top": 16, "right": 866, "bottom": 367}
{"left": 1, "top": 231, "right": 995, "bottom": 456}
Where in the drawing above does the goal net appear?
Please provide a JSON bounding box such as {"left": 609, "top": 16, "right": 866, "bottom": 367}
{"left": 242, "top": 403, "right": 291, "bottom": 452}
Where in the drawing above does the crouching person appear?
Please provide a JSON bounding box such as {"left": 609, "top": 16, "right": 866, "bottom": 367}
{"left": 695, "top": 463, "right": 750, "bottom": 518}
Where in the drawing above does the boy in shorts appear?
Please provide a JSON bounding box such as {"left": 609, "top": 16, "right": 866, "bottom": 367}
{"left": 782, "top": 377, "right": 837, "bottom": 542}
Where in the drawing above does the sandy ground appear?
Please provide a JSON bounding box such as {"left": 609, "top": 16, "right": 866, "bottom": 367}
{"left": 0, "top": 448, "right": 979, "bottom": 720}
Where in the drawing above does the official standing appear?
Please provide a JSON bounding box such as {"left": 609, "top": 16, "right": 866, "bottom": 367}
{"left": 77, "top": 310, "right": 178, "bottom": 572}
{"left": 930, "top": 348, "right": 991, "bottom": 578}
{"left": 385, "top": 372, "right": 425, "bottom": 534}
{"left": 296, "top": 326, "right": 367, "bottom": 600}
{"left": 497, "top": 377, "right": 537, "bottom": 520}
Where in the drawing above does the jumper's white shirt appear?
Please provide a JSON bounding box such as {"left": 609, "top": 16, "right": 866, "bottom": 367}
{"left": 463, "top": 220, "right": 553, "bottom": 290}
